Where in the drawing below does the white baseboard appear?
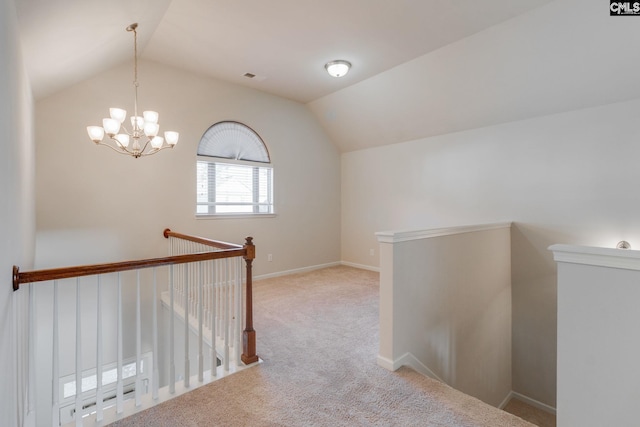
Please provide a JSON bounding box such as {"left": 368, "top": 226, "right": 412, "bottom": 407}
{"left": 505, "top": 391, "right": 556, "bottom": 415}
{"left": 254, "top": 261, "right": 380, "bottom": 281}
{"left": 380, "top": 354, "right": 556, "bottom": 414}
{"left": 376, "top": 355, "right": 396, "bottom": 371}
{"left": 254, "top": 262, "right": 341, "bottom": 280}
{"left": 377, "top": 352, "right": 443, "bottom": 382}
{"left": 498, "top": 391, "right": 514, "bottom": 409}
{"left": 340, "top": 261, "right": 380, "bottom": 272}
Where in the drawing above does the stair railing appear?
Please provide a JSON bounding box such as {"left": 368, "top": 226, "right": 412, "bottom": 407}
{"left": 12, "top": 229, "right": 257, "bottom": 426}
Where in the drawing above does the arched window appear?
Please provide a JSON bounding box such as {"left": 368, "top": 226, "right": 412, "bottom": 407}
{"left": 196, "top": 121, "right": 273, "bottom": 215}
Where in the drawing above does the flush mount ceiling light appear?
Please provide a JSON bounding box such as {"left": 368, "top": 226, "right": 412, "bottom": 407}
{"left": 325, "top": 60, "right": 351, "bottom": 78}
{"left": 87, "top": 23, "right": 179, "bottom": 158}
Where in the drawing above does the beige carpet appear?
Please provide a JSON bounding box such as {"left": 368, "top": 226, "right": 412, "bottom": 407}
{"left": 503, "top": 399, "right": 555, "bottom": 427}
{"left": 112, "top": 266, "right": 534, "bottom": 426}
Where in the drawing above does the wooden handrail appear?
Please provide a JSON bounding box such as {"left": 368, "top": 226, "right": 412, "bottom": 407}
{"left": 13, "top": 249, "right": 245, "bottom": 290}
{"left": 13, "top": 229, "right": 254, "bottom": 290}
{"left": 12, "top": 228, "right": 258, "bottom": 364}
{"left": 164, "top": 228, "right": 242, "bottom": 250}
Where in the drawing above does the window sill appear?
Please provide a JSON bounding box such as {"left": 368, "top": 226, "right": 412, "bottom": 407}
{"left": 196, "top": 213, "right": 277, "bottom": 220}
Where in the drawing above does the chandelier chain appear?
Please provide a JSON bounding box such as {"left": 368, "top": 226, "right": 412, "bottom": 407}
{"left": 128, "top": 23, "right": 139, "bottom": 126}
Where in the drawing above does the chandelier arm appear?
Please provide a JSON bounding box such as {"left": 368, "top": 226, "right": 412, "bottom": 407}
{"left": 96, "top": 140, "right": 135, "bottom": 156}
{"left": 139, "top": 149, "right": 161, "bottom": 157}
{"left": 138, "top": 138, "right": 153, "bottom": 155}
{"left": 104, "top": 134, "right": 144, "bottom": 158}
{"left": 119, "top": 125, "right": 133, "bottom": 137}
{"left": 138, "top": 145, "right": 175, "bottom": 157}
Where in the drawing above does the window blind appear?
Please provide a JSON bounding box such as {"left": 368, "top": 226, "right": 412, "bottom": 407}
{"left": 197, "top": 161, "right": 273, "bottom": 215}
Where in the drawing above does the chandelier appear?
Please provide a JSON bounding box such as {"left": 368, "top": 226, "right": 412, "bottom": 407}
{"left": 86, "top": 23, "right": 179, "bottom": 158}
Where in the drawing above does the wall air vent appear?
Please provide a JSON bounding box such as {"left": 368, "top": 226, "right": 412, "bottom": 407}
{"left": 242, "top": 72, "right": 266, "bottom": 81}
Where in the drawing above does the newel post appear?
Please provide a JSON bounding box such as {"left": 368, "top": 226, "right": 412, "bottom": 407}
{"left": 241, "top": 236, "right": 259, "bottom": 364}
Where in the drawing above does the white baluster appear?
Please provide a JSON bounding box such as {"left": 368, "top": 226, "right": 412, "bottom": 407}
{"left": 218, "top": 259, "right": 222, "bottom": 339}
{"left": 169, "top": 264, "right": 175, "bottom": 394}
{"left": 75, "top": 278, "right": 82, "bottom": 427}
{"left": 116, "top": 273, "right": 123, "bottom": 414}
{"left": 175, "top": 244, "right": 181, "bottom": 310}
{"left": 198, "top": 262, "right": 204, "bottom": 382}
{"left": 228, "top": 261, "right": 234, "bottom": 356}
{"left": 96, "top": 276, "right": 104, "bottom": 422}
{"left": 152, "top": 268, "right": 159, "bottom": 400}
{"left": 28, "top": 283, "right": 36, "bottom": 422}
{"left": 211, "top": 260, "right": 217, "bottom": 377}
{"left": 224, "top": 259, "right": 230, "bottom": 372}
{"left": 236, "top": 257, "right": 243, "bottom": 365}
{"left": 181, "top": 257, "right": 186, "bottom": 312}
{"left": 135, "top": 270, "right": 142, "bottom": 407}
{"left": 204, "top": 271, "right": 210, "bottom": 331}
{"left": 215, "top": 261, "right": 221, "bottom": 338}
{"left": 51, "top": 281, "right": 60, "bottom": 427}
{"left": 190, "top": 262, "right": 195, "bottom": 319}
{"left": 184, "top": 264, "right": 190, "bottom": 388}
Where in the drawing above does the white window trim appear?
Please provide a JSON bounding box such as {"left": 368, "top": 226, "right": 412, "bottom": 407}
{"left": 196, "top": 213, "right": 278, "bottom": 220}
{"left": 196, "top": 156, "right": 268, "bottom": 167}
{"left": 196, "top": 156, "right": 275, "bottom": 218}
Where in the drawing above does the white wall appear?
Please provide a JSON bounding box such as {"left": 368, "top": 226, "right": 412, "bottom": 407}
{"left": 552, "top": 245, "right": 640, "bottom": 427}
{"left": 341, "top": 97, "right": 640, "bottom": 407}
{"left": 35, "top": 59, "right": 341, "bottom": 274}
{"left": 377, "top": 224, "right": 512, "bottom": 407}
{"left": 0, "top": 0, "right": 36, "bottom": 425}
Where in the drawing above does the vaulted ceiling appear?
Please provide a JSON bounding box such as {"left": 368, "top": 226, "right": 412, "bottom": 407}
{"left": 17, "top": 0, "right": 553, "bottom": 102}
{"left": 16, "top": 0, "right": 640, "bottom": 152}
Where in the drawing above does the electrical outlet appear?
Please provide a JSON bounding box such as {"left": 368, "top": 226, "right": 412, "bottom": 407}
{"left": 268, "top": 254, "right": 273, "bottom": 262}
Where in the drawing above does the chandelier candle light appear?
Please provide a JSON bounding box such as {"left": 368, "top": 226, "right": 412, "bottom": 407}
{"left": 87, "top": 23, "right": 179, "bottom": 158}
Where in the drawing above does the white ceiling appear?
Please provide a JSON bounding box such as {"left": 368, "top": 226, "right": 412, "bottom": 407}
{"left": 308, "top": 0, "right": 640, "bottom": 151}
{"left": 16, "top": 0, "right": 554, "bottom": 103}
